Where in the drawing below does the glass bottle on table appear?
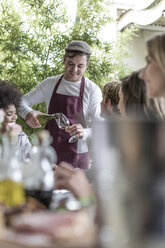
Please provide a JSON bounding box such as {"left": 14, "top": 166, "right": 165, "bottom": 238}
{"left": 0, "top": 130, "right": 25, "bottom": 207}
{"left": 23, "top": 130, "right": 56, "bottom": 208}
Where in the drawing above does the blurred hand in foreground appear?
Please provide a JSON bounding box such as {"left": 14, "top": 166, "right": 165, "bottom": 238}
{"left": 54, "top": 162, "right": 93, "bottom": 199}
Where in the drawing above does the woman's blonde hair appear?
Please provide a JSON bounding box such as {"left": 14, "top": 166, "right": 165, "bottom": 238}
{"left": 145, "top": 97, "right": 165, "bottom": 121}
{"left": 147, "top": 33, "right": 165, "bottom": 76}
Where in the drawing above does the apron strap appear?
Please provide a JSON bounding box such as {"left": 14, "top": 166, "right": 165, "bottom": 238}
{"left": 78, "top": 76, "right": 85, "bottom": 110}
{"left": 54, "top": 74, "right": 64, "bottom": 92}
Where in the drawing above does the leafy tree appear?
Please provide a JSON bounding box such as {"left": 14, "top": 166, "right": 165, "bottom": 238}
{"left": 0, "top": 0, "right": 137, "bottom": 137}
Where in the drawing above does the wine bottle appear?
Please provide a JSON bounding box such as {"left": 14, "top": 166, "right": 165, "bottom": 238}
{"left": 37, "top": 113, "right": 55, "bottom": 128}
{"left": 24, "top": 130, "right": 55, "bottom": 208}
{"left": 0, "top": 131, "right": 26, "bottom": 207}
{"left": 0, "top": 179, "right": 25, "bottom": 207}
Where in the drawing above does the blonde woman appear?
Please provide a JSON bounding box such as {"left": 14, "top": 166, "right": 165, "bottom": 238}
{"left": 139, "top": 33, "right": 165, "bottom": 98}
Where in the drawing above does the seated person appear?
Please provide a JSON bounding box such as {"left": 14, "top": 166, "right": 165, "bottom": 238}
{"left": 101, "top": 80, "right": 121, "bottom": 119}
{"left": 0, "top": 79, "right": 31, "bottom": 160}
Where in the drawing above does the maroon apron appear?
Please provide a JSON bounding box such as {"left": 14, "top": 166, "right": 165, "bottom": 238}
{"left": 45, "top": 75, "right": 90, "bottom": 169}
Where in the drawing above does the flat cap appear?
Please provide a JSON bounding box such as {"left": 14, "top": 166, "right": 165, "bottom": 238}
{"left": 65, "top": 40, "right": 92, "bottom": 55}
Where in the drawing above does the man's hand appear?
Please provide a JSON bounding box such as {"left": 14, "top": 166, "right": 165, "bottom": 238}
{"left": 25, "top": 110, "right": 42, "bottom": 128}
{"left": 54, "top": 162, "right": 93, "bottom": 199}
{"left": 65, "top": 123, "right": 84, "bottom": 139}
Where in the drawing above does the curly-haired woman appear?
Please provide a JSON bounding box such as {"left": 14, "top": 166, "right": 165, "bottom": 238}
{"left": 0, "top": 79, "right": 31, "bottom": 160}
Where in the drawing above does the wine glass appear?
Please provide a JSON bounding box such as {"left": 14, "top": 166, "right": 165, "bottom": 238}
{"left": 54, "top": 113, "right": 79, "bottom": 143}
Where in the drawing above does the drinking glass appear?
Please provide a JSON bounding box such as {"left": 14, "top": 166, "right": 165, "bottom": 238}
{"left": 54, "top": 113, "right": 79, "bottom": 143}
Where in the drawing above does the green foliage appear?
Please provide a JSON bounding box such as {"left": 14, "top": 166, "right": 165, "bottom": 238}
{"left": 0, "top": 0, "right": 137, "bottom": 137}
{"left": 0, "top": 0, "right": 68, "bottom": 94}
{"left": 74, "top": 0, "right": 111, "bottom": 40}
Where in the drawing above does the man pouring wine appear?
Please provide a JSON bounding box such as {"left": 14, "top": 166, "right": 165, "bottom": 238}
{"left": 18, "top": 40, "right": 102, "bottom": 169}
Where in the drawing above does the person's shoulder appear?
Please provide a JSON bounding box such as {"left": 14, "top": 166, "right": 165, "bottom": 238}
{"left": 41, "top": 74, "right": 62, "bottom": 84}
{"left": 84, "top": 77, "right": 101, "bottom": 91}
